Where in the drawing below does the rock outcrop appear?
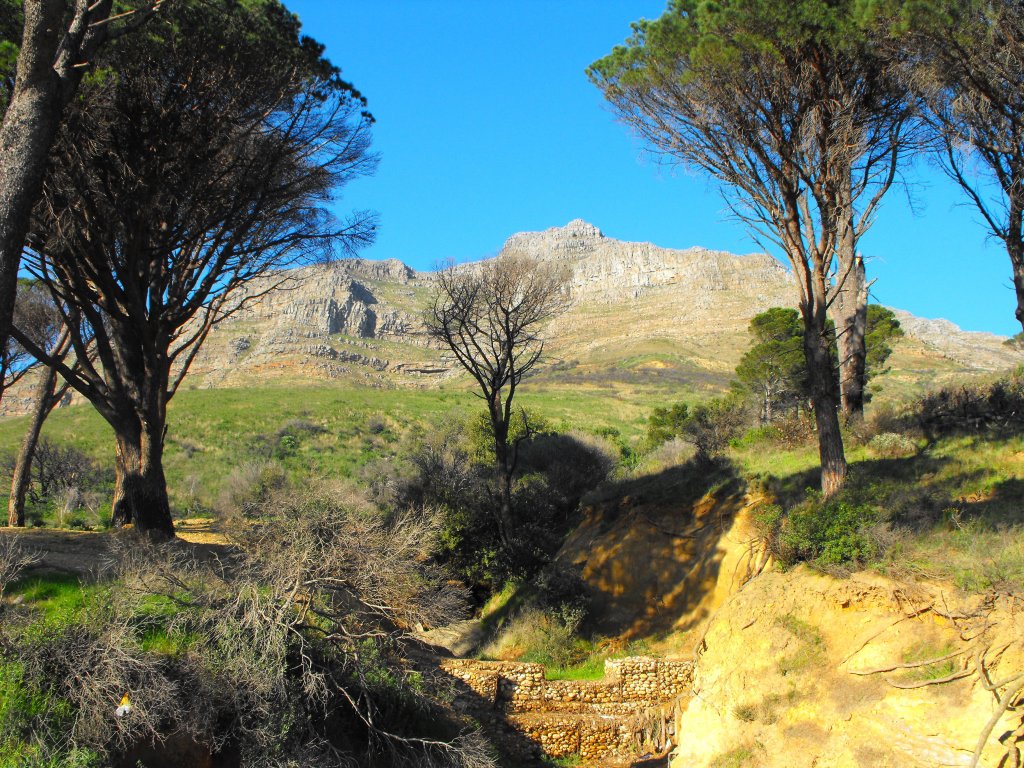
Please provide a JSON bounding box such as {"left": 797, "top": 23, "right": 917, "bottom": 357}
{"left": 501, "top": 218, "right": 790, "bottom": 302}
{"left": 892, "top": 309, "right": 1021, "bottom": 371}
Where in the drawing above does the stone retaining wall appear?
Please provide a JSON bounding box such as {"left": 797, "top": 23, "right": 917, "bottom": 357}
{"left": 439, "top": 656, "right": 692, "bottom": 762}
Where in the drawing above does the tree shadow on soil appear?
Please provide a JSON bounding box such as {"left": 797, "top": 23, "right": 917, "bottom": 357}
{"left": 560, "top": 456, "right": 748, "bottom": 640}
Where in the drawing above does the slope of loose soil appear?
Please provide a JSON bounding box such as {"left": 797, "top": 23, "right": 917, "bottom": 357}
{"left": 672, "top": 570, "right": 1023, "bottom": 768}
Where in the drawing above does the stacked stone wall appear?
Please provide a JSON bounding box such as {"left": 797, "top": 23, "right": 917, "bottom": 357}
{"left": 439, "top": 656, "right": 692, "bottom": 762}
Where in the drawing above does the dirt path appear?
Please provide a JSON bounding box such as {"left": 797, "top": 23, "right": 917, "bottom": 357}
{"left": 0, "top": 519, "right": 232, "bottom": 576}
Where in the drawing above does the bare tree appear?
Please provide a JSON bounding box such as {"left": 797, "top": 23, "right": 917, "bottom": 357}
{"left": 589, "top": 2, "right": 912, "bottom": 493}
{"left": 426, "top": 254, "right": 568, "bottom": 544}
{"left": 6, "top": 281, "right": 92, "bottom": 527}
{"left": 0, "top": 0, "right": 163, "bottom": 405}
{"left": 913, "top": 0, "right": 1024, "bottom": 333}
{"left": 13, "top": 1, "right": 377, "bottom": 536}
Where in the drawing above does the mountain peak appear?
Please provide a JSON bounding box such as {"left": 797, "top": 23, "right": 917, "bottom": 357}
{"left": 560, "top": 219, "right": 604, "bottom": 239}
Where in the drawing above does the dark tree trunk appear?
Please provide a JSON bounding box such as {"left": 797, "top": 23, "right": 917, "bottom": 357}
{"left": 110, "top": 415, "right": 174, "bottom": 537}
{"left": 803, "top": 304, "right": 847, "bottom": 498}
{"left": 489, "top": 397, "right": 514, "bottom": 546}
{"left": 7, "top": 365, "right": 63, "bottom": 526}
{"left": 1008, "top": 194, "right": 1024, "bottom": 334}
{"left": 0, "top": 0, "right": 115, "bottom": 404}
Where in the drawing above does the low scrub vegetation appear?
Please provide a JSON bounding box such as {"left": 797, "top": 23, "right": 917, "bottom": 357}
{"left": 743, "top": 375, "right": 1024, "bottom": 591}
{"left": 0, "top": 483, "right": 494, "bottom": 768}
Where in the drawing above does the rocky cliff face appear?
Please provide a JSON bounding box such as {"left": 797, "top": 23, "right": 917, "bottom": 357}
{"left": 892, "top": 309, "right": 1021, "bottom": 371}
{"left": 183, "top": 258, "right": 431, "bottom": 388}
{"left": 184, "top": 220, "right": 803, "bottom": 389}
{"left": 229, "top": 258, "right": 416, "bottom": 338}
{"left": 502, "top": 219, "right": 790, "bottom": 302}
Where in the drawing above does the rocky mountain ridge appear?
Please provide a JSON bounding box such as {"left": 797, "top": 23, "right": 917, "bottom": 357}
{"left": 1, "top": 221, "right": 1018, "bottom": 416}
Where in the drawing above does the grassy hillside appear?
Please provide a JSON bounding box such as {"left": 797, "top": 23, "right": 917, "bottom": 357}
{"left": 0, "top": 379, "right": 672, "bottom": 517}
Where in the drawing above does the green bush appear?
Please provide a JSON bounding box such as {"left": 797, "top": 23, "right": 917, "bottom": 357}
{"left": 644, "top": 396, "right": 750, "bottom": 458}
{"left": 779, "top": 493, "right": 879, "bottom": 566}
{"left": 481, "top": 605, "right": 585, "bottom": 669}
{"left": 645, "top": 403, "right": 690, "bottom": 448}
{"left": 591, "top": 426, "right": 639, "bottom": 469}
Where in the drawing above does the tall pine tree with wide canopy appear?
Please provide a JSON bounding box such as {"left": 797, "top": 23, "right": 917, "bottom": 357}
{"left": 589, "top": 0, "right": 911, "bottom": 495}
{"left": 15, "top": 0, "right": 377, "bottom": 536}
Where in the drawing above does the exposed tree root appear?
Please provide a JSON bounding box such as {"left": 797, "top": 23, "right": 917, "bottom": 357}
{"left": 848, "top": 645, "right": 973, "bottom": 676}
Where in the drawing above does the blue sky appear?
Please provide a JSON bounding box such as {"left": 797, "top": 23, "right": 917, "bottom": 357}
{"left": 289, "top": 0, "right": 1018, "bottom": 336}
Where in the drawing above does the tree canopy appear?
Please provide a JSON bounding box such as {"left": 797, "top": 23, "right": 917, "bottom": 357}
{"left": 734, "top": 308, "right": 809, "bottom": 423}
{"left": 733, "top": 305, "right": 903, "bottom": 422}
{"left": 910, "top": 0, "right": 1024, "bottom": 332}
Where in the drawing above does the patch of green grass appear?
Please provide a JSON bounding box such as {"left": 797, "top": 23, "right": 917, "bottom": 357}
{"left": 0, "top": 659, "right": 104, "bottom": 768}
{"left": 545, "top": 654, "right": 605, "bottom": 681}
{"left": 775, "top": 614, "right": 826, "bottom": 677}
{"left": 139, "top": 628, "right": 199, "bottom": 657}
{"left": 899, "top": 641, "right": 961, "bottom": 682}
{"left": 544, "top": 755, "right": 582, "bottom": 768}
{"left": 709, "top": 742, "right": 764, "bottom": 768}
{"left": 0, "top": 382, "right": 663, "bottom": 518}
{"left": 543, "top": 638, "right": 652, "bottom": 681}
{"left": 6, "top": 574, "right": 96, "bottom": 624}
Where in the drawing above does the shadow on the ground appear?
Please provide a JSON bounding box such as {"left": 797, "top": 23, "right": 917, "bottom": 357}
{"left": 560, "top": 456, "right": 747, "bottom": 639}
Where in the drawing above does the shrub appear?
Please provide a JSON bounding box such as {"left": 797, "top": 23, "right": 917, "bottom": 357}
{"left": 591, "top": 426, "right": 640, "bottom": 470}
{"left": 30, "top": 439, "right": 110, "bottom": 501}
{"left": 481, "top": 605, "right": 585, "bottom": 668}
{"left": 914, "top": 371, "right": 1024, "bottom": 438}
{"left": 751, "top": 503, "right": 784, "bottom": 558}
{"left": 866, "top": 432, "right": 918, "bottom": 459}
{"left": 516, "top": 430, "right": 617, "bottom": 504}
{"left": 531, "top": 564, "right": 591, "bottom": 620}
{"left": 684, "top": 397, "right": 750, "bottom": 458}
{"left": 10, "top": 439, "right": 114, "bottom": 528}
{"left": 643, "top": 396, "right": 751, "bottom": 458}
{"left": 366, "top": 413, "right": 388, "bottom": 434}
{"left": 645, "top": 403, "right": 690, "bottom": 448}
{"left": 856, "top": 402, "right": 912, "bottom": 442}
{"left": 393, "top": 415, "right": 615, "bottom": 596}
{"left": 216, "top": 459, "right": 286, "bottom": 518}
{"left": 2, "top": 481, "right": 491, "bottom": 768}
{"left": 779, "top": 494, "right": 879, "bottom": 566}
